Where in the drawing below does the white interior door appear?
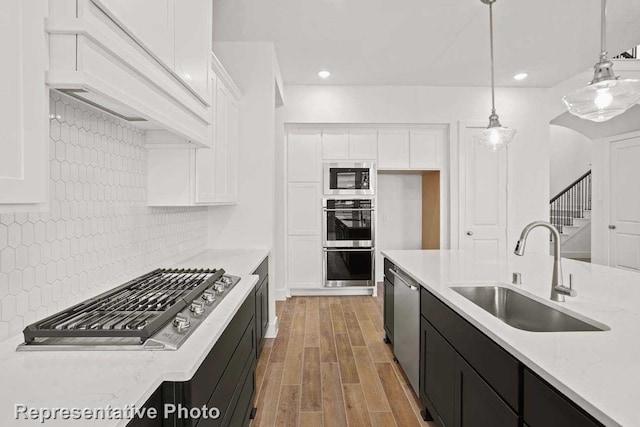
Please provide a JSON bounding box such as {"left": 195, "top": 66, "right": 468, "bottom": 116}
{"left": 460, "top": 126, "right": 507, "bottom": 261}
{"left": 609, "top": 137, "right": 640, "bottom": 271}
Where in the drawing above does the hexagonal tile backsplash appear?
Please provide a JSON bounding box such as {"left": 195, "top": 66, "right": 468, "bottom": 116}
{"left": 0, "top": 92, "right": 208, "bottom": 342}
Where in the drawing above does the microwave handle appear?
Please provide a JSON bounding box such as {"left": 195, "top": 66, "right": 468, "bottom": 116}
{"left": 323, "top": 248, "right": 375, "bottom": 252}
{"left": 323, "top": 208, "right": 375, "bottom": 212}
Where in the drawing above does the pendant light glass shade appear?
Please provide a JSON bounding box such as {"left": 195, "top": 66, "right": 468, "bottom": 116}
{"left": 475, "top": 0, "right": 516, "bottom": 151}
{"left": 563, "top": 69, "right": 640, "bottom": 122}
{"left": 563, "top": 0, "right": 640, "bottom": 122}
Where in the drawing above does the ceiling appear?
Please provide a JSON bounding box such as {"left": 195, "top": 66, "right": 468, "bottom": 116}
{"left": 212, "top": 0, "right": 640, "bottom": 87}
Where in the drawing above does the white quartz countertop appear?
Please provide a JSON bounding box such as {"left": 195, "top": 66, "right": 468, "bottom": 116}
{"left": 381, "top": 249, "right": 640, "bottom": 427}
{"left": 174, "top": 248, "right": 269, "bottom": 276}
{"left": 0, "top": 248, "right": 268, "bottom": 426}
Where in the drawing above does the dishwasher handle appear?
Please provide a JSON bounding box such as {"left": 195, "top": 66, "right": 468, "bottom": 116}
{"left": 389, "top": 269, "right": 419, "bottom": 291}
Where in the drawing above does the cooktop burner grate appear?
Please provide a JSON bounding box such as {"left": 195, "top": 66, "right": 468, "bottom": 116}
{"left": 23, "top": 268, "right": 224, "bottom": 343}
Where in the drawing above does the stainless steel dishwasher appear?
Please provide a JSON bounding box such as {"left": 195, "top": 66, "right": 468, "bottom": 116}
{"left": 390, "top": 266, "right": 420, "bottom": 394}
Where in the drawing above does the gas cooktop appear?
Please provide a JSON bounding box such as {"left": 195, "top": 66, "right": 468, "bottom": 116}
{"left": 17, "top": 268, "right": 240, "bottom": 351}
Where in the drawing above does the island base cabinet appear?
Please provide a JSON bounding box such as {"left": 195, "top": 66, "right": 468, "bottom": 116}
{"left": 523, "top": 369, "right": 604, "bottom": 427}
{"left": 421, "top": 318, "right": 455, "bottom": 427}
{"left": 420, "top": 318, "right": 517, "bottom": 427}
{"left": 456, "top": 357, "right": 518, "bottom": 427}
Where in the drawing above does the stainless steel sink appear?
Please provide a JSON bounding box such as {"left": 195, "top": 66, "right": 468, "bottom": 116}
{"left": 451, "top": 286, "right": 608, "bottom": 332}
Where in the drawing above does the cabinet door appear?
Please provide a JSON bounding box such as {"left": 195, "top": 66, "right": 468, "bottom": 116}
{"left": 174, "top": 0, "right": 211, "bottom": 101}
{"left": 287, "top": 183, "right": 321, "bottom": 235}
{"left": 349, "top": 129, "right": 377, "bottom": 160}
{"left": 523, "top": 369, "right": 603, "bottom": 427}
{"left": 378, "top": 129, "right": 410, "bottom": 169}
{"left": 255, "top": 279, "right": 266, "bottom": 356}
{"left": 422, "top": 320, "right": 456, "bottom": 427}
{"left": 383, "top": 278, "right": 394, "bottom": 343}
{"left": 98, "top": 0, "right": 175, "bottom": 69}
{"left": 410, "top": 128, "right": 443, "bottom": 169}
{"left": 221, "top": 88, "right": 239, "bottom": 202}
{"left": 0, "top": 0, "right": 47, "bottom": 204}
{"left": 456, "top": 357, "right": 518, "bottom": 427}
{"left": 322, "top": 130, "right": 349, "bottom": 159}
{"left": 287, "top": 236, "right": 322, "bottom": 288}
{"left": 288, "top": 130, "right": 321, "bottom": 182}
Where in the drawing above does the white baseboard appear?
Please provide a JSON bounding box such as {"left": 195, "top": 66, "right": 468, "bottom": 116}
{"left": 274, "top": 289, "right": 288, "bottom": 301}
{"left": 288, "top": 288, "right": 375, "bottom": 297}
{"left": 265, "top": 316, "right": 279, "bottom": 338}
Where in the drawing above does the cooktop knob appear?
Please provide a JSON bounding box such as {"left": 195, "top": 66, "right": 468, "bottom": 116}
{"left": 189, "top": 301, "right": 205, "bottom": 316}
{"left": 214, "top": 283, "right": 225, "bottom": 294}
{"left": 172, "top": 314, "right": 191, "bottom": 332}
{"left": 202, "top": 289, "right": 216, "bottom": 303}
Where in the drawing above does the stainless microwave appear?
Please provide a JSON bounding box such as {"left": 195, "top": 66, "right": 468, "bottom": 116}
{"left": 323, "top": 162, "right": 376, "bottom": 196}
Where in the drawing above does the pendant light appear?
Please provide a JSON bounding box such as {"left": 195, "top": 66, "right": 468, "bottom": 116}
{"left": 562, "top": 0, "right": 640, "bottom": 122}
{"left": 475, "top": 0, "right": 516, "bottom": 152}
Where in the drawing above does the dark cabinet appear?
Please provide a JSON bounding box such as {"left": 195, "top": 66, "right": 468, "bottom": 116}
{"left": 383, "top": 278, "right": 394, "bottom": 344}
{"left": 456, "top": 357, "right": 518, "bottom": 427}
{"left": 421, "top": 317, "right": 456, "bottom": 427}
{"left": 126, "top": 387, "right": 163, "bottom": 427}
{"left": 523, "top": 369, "right": 603, "bottom": 427}
{"left": 420, "top": 317, "right": 516, "bottom": 427}
{"left": 383, "top": 258, "right": 395, "bottom": 344}
{"left": 419, "top": 286, "right": 603, "bottom": 427}
{"left": 253, "top": 257, "right": 269, "bottom": 357}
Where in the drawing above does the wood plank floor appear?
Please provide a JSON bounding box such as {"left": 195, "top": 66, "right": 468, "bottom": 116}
{"left": 251, "top": 289, "right": 437, "bottom": 427}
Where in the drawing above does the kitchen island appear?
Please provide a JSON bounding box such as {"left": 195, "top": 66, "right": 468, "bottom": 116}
{"left": 382, "top": 249, "right": 640, "bottom": 427}
{"left": 0, "top": 248, "right": 268, "bottom": 427}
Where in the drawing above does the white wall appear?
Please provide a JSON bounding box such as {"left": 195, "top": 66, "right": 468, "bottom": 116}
{"left": 208, "top": 42, "right": 281, "bottom": 332}
{"left": 549, "top": 125, "right": 592, "bottom": 197}
{"left": 274, "top": 85, "right": 552, "bottom": 299}
{"left": 375, "top": 174, "right": 423, "bottom": 282}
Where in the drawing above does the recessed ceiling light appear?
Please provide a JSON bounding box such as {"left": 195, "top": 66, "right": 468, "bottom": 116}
{"left": 513, "top": 72, "right": 528, "bottom": 81}
{"left": 318, "top": 70, "right": 331, "bottom": 79}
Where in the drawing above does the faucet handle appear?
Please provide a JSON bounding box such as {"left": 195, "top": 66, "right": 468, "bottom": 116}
{"left": 555, "top": 274, "right": 577, "bottom": 298}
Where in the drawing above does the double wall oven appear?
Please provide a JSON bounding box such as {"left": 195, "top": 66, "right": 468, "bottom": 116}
{"left": 322, "top": 163, "right": 376, "bottom": 287}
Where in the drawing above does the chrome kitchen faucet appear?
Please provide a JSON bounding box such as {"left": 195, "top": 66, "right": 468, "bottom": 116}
{"left": 514, "top": 221, "right": 577, "bottom": 302}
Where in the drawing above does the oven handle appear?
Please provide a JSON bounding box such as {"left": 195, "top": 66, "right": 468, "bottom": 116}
{"left": 322, "top": 248, "right": 375, "bottom": 252}
{"left": 389, "top": 269, "right": 419, "bottom": 291}
{"left": 323, "top": 208, "right": 375, "bottom": 212}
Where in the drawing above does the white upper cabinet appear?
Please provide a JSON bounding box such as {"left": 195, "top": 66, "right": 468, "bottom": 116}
{"left": 174, "top": 0, "right": 211, "bottom": 100}
{"left": 0, "top": 0, "right": 48, "bottom": 205}
{"left": 97, "top": 0, "right": 211, "bottom": 100}
{"left": 321, "top": 129, "right": 377, "bottom": 160}
{"left": 349, "top": 129, "right": 377, "bottom": 160}
{"left": 409, "top": 128, "right": 445, "bottom": 169}
{"left": 378, "top": 127, "right": 446, "bottom": 170}
{"left": 378, "top": 129, "right": 410, "bottom": 169}
{"left": 97, "top": 0, "right": 176, "bottom": 69}
{"left": 322, "top": 130, "right": 350, "bottom": 160}
{"left": 148, "top": 60, "right": 241, "bottom": 206}
{"left": 288, "top": 130, "right": 322, "bottom": 182}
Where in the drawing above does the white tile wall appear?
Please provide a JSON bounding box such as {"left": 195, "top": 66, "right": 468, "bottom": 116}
{"left": 0, "top": 92, "right": 208, "bottom": 342}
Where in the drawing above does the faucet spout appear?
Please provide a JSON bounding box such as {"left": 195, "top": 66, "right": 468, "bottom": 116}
{"left": 513, "top": 221, "right": 568, "bottom": 302}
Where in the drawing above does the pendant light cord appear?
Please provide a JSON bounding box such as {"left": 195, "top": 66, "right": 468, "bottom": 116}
{"left": 600, "top": 0, "right": 607, "bottom": 60}
{"left": 489, "top": 2, "right": 496, "bottom": 114}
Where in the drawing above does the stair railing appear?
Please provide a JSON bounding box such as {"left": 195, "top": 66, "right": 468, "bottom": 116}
{"left": 550, "top": 170, "right": 592, "bottom": 234}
